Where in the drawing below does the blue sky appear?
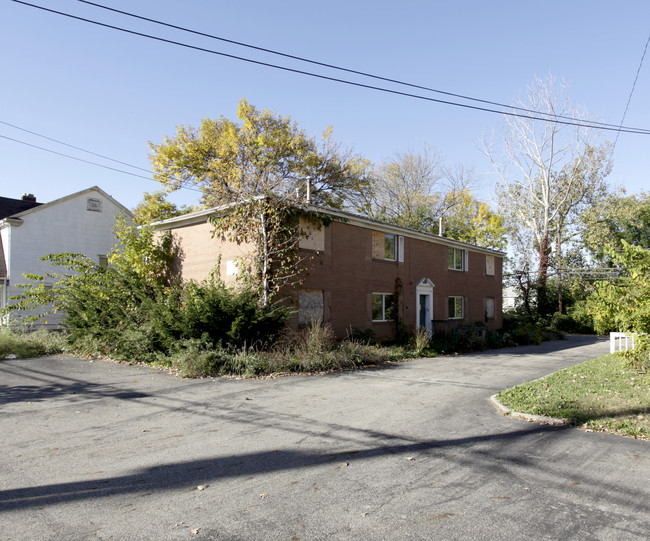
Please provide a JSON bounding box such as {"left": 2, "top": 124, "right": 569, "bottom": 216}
{"left": 2, "top": 0, "right": 649, "bottom": 210}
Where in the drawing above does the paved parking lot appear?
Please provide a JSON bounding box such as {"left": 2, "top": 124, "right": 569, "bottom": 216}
{"left": 1, "top": 336, "right": 649, "bottom": 540}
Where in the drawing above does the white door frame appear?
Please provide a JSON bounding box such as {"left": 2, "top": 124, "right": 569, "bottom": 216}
{"left": 416, "top": 278, "right": 434, "bottom": 335}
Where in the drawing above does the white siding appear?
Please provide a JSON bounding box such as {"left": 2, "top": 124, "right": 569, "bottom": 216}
{"left": 4, "top": 188, "right": 127, "bottom": 328}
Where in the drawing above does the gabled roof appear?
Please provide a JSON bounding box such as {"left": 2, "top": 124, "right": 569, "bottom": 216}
{"left": 1, "top": 186, "right": 132, "bottom": 221}
{"left": 0, "top": 196, "right": 42, "bottom": 220}
{"left": 152, "top": 198, "right": 505, "bottom": 257}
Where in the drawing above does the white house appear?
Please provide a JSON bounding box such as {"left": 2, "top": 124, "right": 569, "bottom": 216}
{"left": 0, "top": 186, "right": 131, "bottom": 328}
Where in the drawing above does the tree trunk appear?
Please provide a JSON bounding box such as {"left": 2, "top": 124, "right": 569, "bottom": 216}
{"left": 557, "top": 229, "right": 563, "bottom": 314}
{"left": 259, "top": 208, "right": 270, "bottom": 307}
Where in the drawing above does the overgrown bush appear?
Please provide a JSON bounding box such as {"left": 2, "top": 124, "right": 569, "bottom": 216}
{"left": 411, "top": 328, "right": 431, "bottom": 355}
{"left": 179, "top": 276, "right": 288, "bottom": 348}
{"left": 0, "top": 328, "right": 67, "bottom": 359}
{"left": 346, "top": 327, "right": 377, "bottom": 344}
{"left": 7, "top": 252, "right": 289, "bottom": 365}
{"left": 619, "top": 334, "right": 650, "bottom": 373}
{"left": 549, "top": 312, "right": 594, "bottom": 334}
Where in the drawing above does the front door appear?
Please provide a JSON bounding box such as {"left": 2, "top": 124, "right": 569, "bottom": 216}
{"left": 419, "top": 294, "right": 429, "bottom": 329}
{"left": 416, "top": 278, "right": 434, "bottom": 335}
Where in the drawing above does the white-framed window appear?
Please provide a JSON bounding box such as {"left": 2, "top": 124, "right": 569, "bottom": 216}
{"left": 448, "top": 296, "right": 464, "bottom": 319}
{"left": 372, "top": 292, "right": 396, "bottom": 322}
{"left": 373, "top": 232, "right": 405, "bottom": 262}
{"left": 448, "top": 248, "right": 466, "bottom": 271}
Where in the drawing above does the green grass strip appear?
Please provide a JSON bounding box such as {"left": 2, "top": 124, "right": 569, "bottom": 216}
{"left": 496, "top": 354, "right": 650, "bottom": 440}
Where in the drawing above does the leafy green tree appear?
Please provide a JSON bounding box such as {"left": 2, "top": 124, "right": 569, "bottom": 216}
{"left": 585, "top": 241, "right": 650, "bottom": 334}
{"left": 442, "top": 190, "right": 507, "bottom": 250}
{"left": 582, "top": 192, "right": 650, "bottom": 262}
{"left": 149, "top": 99, "right": 372, "bottom": 210}
{"left": 149, "top": 99, "right": 367, "bottom": 305}
{"left": 367, "top": 147, "right": 505, "bottom": 249}
{"left": 109, "top": 213, "right": 180, "bottom": 289}
{"left": 132, "top": 191, "right": 194, "bottom": 225}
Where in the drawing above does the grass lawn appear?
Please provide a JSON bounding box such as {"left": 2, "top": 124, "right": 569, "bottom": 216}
{"left": 496, "top": 354, "right": 650, "bottom": 440}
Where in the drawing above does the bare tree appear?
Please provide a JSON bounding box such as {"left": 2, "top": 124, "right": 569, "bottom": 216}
{"left": 484, "top": 76, "right": 612, "bottom": 312}
{"left": 367, "top": 145, "right": 475, "bottom": 232}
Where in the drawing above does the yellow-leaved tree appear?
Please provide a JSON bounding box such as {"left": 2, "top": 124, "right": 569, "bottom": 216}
{"left": 149, "top": 99, "right": 372, "bottom": 305}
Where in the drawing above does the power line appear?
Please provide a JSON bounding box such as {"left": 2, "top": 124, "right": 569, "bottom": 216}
{"left": 613, "top": 32, "right": 650, "bottom": 151}
{"left": 0, "top": 133, "right": 203, "bottom": 193}
{"left": 76, "top": 0, "right": 641, "bottom": 134}
{"left": 0, "top": 134, "right": 155, "bottom": 180}
{"left": 0, "top": 120, "right": 151, "bottom": 173}
{"left": 12, "top": 0, "right": 650, "bottom": 136}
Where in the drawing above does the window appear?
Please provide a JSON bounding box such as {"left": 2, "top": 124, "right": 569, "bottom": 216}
{"left": 448, "top": 248, "right": 466, "bottom": 271}
{"left": 299, "top": 289, "right": 324, "bottom": 325}
{"left": 0, "top": 279, "right": 6, "bottom": 310}
{"left": 448, "top": 296, "right": 464, "bottom": 319}
{"left": 98, "top": 255, "right": 108, "bottom": 268}
{"left": 485, "top": 255, "right": 495, "bottom": 276}
{"left": 298, "top": 217, "right": 325, "bottom": 251}
{"left": 485, "top": 297, "right": 495, "bottom": 319}
{"left": 372, "top": 293, "right": 396, "bottom": 322}
{"left": 226, "top": 260, "right": 238, "bottom": 276}
{"left": 372, "top": 232, "right": 404, "bottom": 262}
{"left": 384, "top": 234, "right": 396, "bottom": 260}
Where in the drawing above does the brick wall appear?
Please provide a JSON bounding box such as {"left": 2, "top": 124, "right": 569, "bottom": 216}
{"left": 168, "top": 222, "right": 253, "bottom": 285}
{"left": 160, "top": 215, "right": 503, "bottom": 341}
{"left": 292, "top": 221, "right": 503, "bottom": 340}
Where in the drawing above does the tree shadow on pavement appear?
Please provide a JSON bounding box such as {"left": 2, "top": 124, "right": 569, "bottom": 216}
{"left": 1, "top": 423, "right": 647, "bottom": 516}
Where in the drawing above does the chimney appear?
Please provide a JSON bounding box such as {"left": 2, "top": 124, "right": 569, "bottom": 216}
{"left": 22, "top": 193, "right": 36, "bottom": 202}
{"left": 305, "top": 177, "right": 311, "bottom": 204}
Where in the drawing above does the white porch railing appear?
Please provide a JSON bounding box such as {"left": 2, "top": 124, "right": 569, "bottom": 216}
{"left": 610, "top": 332, "right": 636, "bottom": 354}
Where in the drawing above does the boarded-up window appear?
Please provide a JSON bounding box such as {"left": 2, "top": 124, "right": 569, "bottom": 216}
{"left": 486, "top": 255, "right": 495, "bottom": 276}
{"left": 372, "top": 231, "right": 384, "bottom": 259}
{"left": 299, "top": 289, "right": 324, "bottom": 325}
{"left": 299, "top": 218, "right": 325, "bottom": 251}
{"left": 485, "top": 297, "right": 495, "bottom": 319}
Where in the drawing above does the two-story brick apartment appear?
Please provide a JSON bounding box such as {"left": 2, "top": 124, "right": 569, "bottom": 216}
{"left": 154, "top": 204, "right": 504, "bottom": 341}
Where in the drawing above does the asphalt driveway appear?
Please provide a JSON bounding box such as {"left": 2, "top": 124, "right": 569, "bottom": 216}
{"left": 1, "top": 335, "right": 648, "bottom": 540}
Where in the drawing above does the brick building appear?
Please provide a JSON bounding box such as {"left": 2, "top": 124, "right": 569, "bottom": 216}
{"left": 154, "top": 204, "right": 504, "bottom": 341}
